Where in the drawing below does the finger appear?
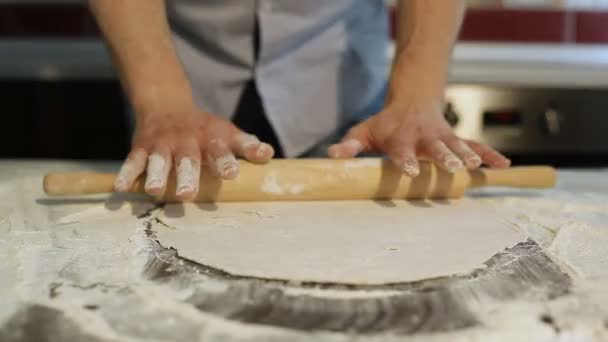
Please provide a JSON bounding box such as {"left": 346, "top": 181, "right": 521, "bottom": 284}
{"left": 232, "top": 133, "right": 274, "bottom": 163}
{"left": 387, "top": 144, "right": 419, "bottom": 177}
{"left": 444, "top": 138, "right": 482, "bottom": 170}
{"left": 114, "top": 148, "right": 147, "bottom": 192}
{"left": 424, "top": 140, "right": 464, "bottom": 173}
{"left": 465, "top": 140, "right": 511, "bottom": 168}
{"left": 206, "top": 138, "right": 239, "bottom": 180}
{"left": 328, "top": 138, "right": 365, "bottom": 159}
{"left": 328, "top": 123, "right": 369, "bottom": 158}
{"left": 145, "top": 149, "right": 172, "bottom": 196}
{"left": 174, "top": 144, "right": 201, "bottom": 201}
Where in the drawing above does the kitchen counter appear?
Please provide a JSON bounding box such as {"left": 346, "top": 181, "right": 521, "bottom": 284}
{"left": 0, "top": 160, "right": 607, "bottom": 341}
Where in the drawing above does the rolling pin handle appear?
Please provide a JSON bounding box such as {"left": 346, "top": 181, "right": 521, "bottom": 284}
{"left": 469, "top": 166, "right": 556, "bottom": 189}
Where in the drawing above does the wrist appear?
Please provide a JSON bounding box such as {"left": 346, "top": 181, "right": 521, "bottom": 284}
{"left": 386, "top": 54, "right": 448, "bottom": 109}
{"left": 392, "top": 50, "right": 447, "bottom": 88}
{"left": 131, "top": 82, "right": 196, "bottom": 118}
{"left": 383, "top": 95, "right": 445, "bottom": 119}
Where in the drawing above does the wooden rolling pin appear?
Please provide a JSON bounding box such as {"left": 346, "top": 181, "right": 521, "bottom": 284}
{"left": 43, "top": 158, "right": 556, "bottom": 202}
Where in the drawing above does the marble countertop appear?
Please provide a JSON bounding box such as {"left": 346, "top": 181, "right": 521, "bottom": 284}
{"left": 0, "top": 160, "right": 607, "bottom": 342}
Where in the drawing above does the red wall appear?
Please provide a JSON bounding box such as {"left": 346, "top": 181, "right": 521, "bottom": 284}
{"left": 393, "top": 7, "right": 608, "bottom": 44}
{"left": 1, "top": 4, "right": 608, "bottom": 44}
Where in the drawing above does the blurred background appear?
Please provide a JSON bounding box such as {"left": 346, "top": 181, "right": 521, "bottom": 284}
{"left": 1, "top": 0, "right": 608, "bottom": 166}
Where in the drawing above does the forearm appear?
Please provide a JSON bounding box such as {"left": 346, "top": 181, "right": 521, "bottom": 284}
{"left": 388, "top": 0, "right": 466, "bottom": 104}
{"left": 89, "top": 0, "right": 193, "bottom": 115}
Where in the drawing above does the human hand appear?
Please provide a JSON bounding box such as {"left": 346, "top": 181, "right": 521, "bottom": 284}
{"left": 113, "top": 106, "right": 274, "bottom": 201}
{"left": 328, "top": 99, "right": 510, "bottom": 177}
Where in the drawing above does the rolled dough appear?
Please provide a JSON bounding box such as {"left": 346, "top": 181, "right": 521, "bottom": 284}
{"left": 155, "top": 199, "right": 526, "bottom": 285}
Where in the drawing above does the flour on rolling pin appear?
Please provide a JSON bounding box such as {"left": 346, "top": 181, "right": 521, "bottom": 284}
{"left": 260, "top": 171, "right": 305, "bottom": 195}
{"left": 257, "top": 160, "right": 383, "bottom": 195}
{"left": 343, "top": 159, "right": 381, "bottom": 169}
{"left": 43, "top": 158, "right": 557, "bottom": 202}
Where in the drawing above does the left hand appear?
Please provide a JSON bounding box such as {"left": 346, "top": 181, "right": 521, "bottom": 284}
{"left": 328, "top": 98, "right": 511, "bottom": 177}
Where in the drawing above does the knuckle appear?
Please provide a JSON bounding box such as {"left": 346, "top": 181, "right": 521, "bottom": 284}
{"left": 208, "top": 137, "right": 223, "bottom": 146}
{"left": 419, "top": 137, "right": 437, "bottom": 147}
{"left": 387, "top": 131, "right": 412, "bottom": 146}
{"left": 441, "top": 135, "right": 460, "bottom": 146}
{"left": 420, "top": 140, "right": 439, "bottom": 155}
{"left": 390, "top": 134, "right": 411, "bottom": 147}
{"left": 173, "top": 149, "right": 195, "bottom": 161}
{"left": 177, "top": 138, "right": 200, "bottom": 152}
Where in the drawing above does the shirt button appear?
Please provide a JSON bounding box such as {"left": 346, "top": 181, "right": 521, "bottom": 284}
{"left": 260, "top": 0, "right": 273, "bottom": 12}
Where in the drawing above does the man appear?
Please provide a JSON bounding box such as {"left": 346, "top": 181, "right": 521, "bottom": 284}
{"left": 90, "top": 0, "right": 510, "bottom": 201}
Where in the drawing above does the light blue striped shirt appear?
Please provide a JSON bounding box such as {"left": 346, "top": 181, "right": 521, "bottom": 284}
{"left": 167, "top": 0, "right": 389, "bottom": 156}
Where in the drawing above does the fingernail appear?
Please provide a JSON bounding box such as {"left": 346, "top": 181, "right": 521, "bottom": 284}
{"left": 402, "top": 161, "right": 420, "bottom": 177}
{"left": 114, "top": 176, "right": 127, "bottom": 192}
{"left": 345, "top": 139, "right": 363, "bottom": 148}
{"left": 145, "top": 154, "right": 166, "bottom": 189}
{"left": 344, "top": 139, "right": 364, "bottom": 156}
{"left": 238, "top": 134, "right": 260, "bottom": 150}
{"left": 177, "top": 185, "right": 194, "bottom": 196}
{"left": 146, "top": 178, "right": 163, "bottom": 190}
{"left": 216, "top": 155, "right": 238, "bottom": 178}
{"left": 466, "top": 156, "right": 482, "bottom": 167}
{"left": 445, "top": 157, "right": 464, "bottom": 173}
{"left": 115, "top": 161, "right": 134, "bottom": 191}
{"left": 256, "top": 143, "right": 271, "bottom": 158}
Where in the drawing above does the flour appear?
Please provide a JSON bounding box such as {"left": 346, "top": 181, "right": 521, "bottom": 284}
{"left": 476, "top": 189, "right": 608, "bottom": 281}
{"left": 401, "top": 160, "right": 420, "bottom": 176}
{"left": 3, "top": 161, "right": 608, "bottom": 341}
{"left": 114, "top": 162, "right": 136, "bottom": 191}
{"left": 115, "top": 150, "right": 147, "bottom": 192}
{"left": 260, "top": 172, "right": 305, "bottom": 195}
{"left": 343, "top": 158, "right": 380, "bottom": 169}
{"left": 146, "top": 153, "right": 167, "bottom": 189}
{"left": 288, "top": 184, "right": 305, "bottom": 194}
{"left": 214, "top": 154, "right": 238, "bottom": 178}
{"left": 176, "top": 158, "right": 199, "bottom": 195}
{"left": 548, "top": 222, "right": 608, "bottom": 280}
{"left": 55, "top": 205, "right": 110, "bottom": 225}
{"left": 260, "top": 172, "right": 283, "bottom": 194}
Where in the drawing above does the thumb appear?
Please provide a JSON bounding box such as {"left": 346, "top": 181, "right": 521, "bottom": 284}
{"left": 327, "top": 122, "right": 370, "bottom": 158}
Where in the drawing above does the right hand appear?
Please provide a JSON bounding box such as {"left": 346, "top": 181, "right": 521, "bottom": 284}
{"left": 113, "top": 105, "right": 275, "bottom": 201}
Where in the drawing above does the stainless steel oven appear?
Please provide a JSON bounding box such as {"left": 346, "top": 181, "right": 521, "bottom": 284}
{"left": 446, "top": 85, "right": 608, "bottom": 166}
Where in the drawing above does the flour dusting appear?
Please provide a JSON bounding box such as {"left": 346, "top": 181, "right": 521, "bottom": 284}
{"left": 176, "top": 158, "right": 199, "bottom": 194}
{"left": 146, "top": 153, "right": 166, "bottom": 189}
{"left": 261, "top": 173, "right": 284, "bottom": 194}
{"left": 344, "top": 159, "right": 380, "bottom": 169}
{"left": 261, "top": 172, "right": 305, "bottom": 195}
